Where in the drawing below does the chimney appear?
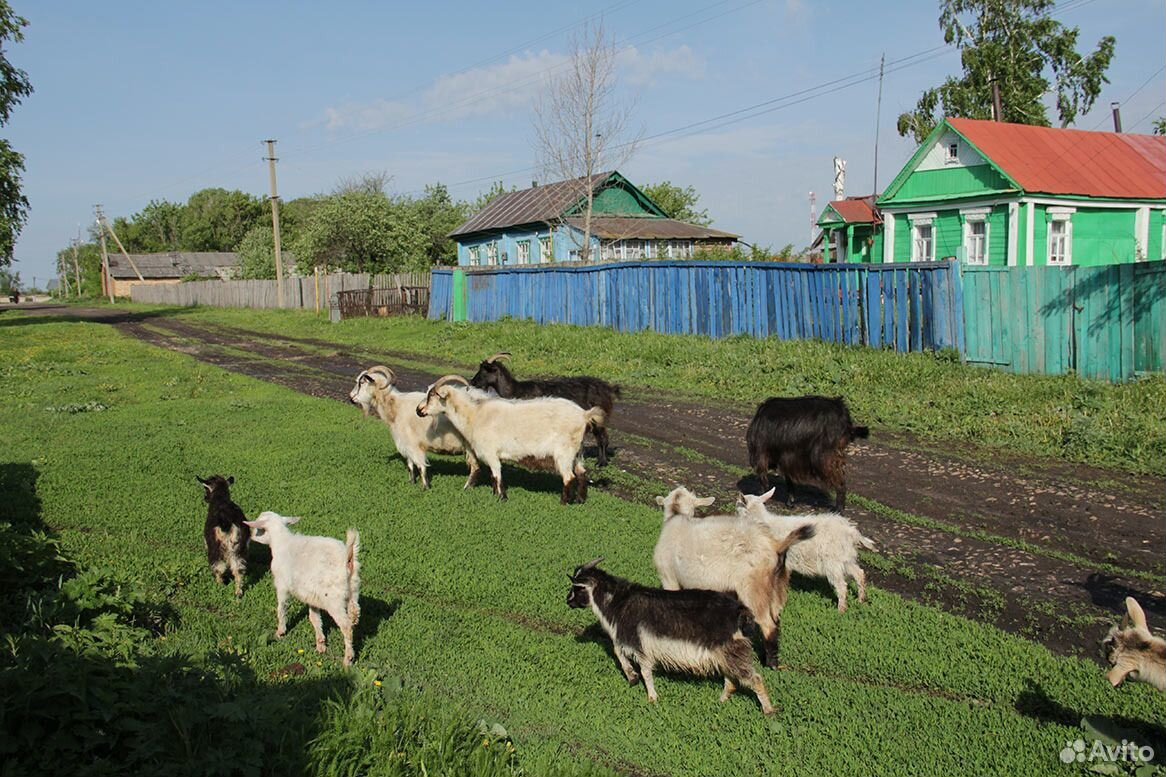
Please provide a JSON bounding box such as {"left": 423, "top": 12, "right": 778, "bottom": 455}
{"left": 531, "top": 180, "right": 539, "bottom": 188}
{"left": 1111, "top": 102, "right": 1123, "bottom": 133}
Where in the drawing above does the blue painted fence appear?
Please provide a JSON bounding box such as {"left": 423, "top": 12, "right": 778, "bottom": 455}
{"left": 429, "top": 260, "right": 964, "bottom": 352}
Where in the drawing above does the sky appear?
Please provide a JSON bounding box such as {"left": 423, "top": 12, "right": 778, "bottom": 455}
{"left": 6, "top": 0, "right": 1165, "bottom": 287}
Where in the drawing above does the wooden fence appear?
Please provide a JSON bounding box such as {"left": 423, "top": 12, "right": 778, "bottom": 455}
{"left": 130, "top": 272, "right": 430, "bottom": 311}
{"left": 962, "top": 262, "right": 1166, "bottom": 382}
{"left": 430, "top": 259, "right": 1165, "bottom": 382}
{"left": 429, "top": 260, "right": 964, "bottom": 352}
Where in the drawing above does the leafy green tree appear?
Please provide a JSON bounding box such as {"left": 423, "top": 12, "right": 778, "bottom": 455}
{"left": 0, "top": 2, "right": 31, "bottom": 268}
{"left": 52, "top": 242, "right": 103, "bottom": 297}
{"left": 1153, "top": 117, "right": 1165, "bottom": 136}
{"left": 404, "top": 184, "right": 467, "bottom": 266}
{"left": 640, "top": 181, "right": 711, "bottom": 226}
{"left": 180, "top": 188, "right": 265, "bottom": 252}
{"left": 898, "top": 0, "right": 1116, "bottom": 143}
{"left": 117, "top": 199, "right": 185, "bottom": 252}
{"left": 293, "top": 193, "right": 428, "bottom": 274}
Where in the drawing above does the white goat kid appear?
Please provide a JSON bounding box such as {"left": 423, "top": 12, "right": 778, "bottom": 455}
{"left": 737, "top": 488, "right": 876, "bottom": 613}
{"left": 416, "top": 374, "right": 604, "bottom": 504}
{"left": 349, "top": 365, "right": 480, "bottom": 489}
{"left": 245, "top": 511, "right": 361, "bottom": 666}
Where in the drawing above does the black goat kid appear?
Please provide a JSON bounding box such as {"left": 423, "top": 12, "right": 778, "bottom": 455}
{"left": 746, "top": 395, "right": 868, "bottom": 512}
{"left": 567, "top": 558, "right": 775, "bottom": 715}
{"left": 469, "top": 352, "right": 620, "bottom": 466}
{"left": 198, "top": 475, "right": 250, "bottom": 597}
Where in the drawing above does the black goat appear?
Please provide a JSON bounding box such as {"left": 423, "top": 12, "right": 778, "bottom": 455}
{"left": 745, "top": 396, "right": 869, "bottom": 513}
{"left": 469, "top": 352, "right": 621, "bottom": 466}
{"left": 567, "top": 558, "right": 775, "bottom": 715}
{"left": 198, "top": 475, "right": 250, "bottom": 597}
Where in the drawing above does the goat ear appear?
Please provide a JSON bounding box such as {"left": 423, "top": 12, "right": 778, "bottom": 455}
{"left": 697, "top": 496, "right": 716, "bottom": 507}
{"left": 283, "top": 515, "right": 302, "bottom": 526}
{"left": 227, "top": 476, "right": 235, "bottom": 485}
{"left": 197, "top": 476, "right": 210, "bottom": 487}
{"left": 243, "top": 520, "right": 259, "bottom": 529}
{"left": 760, "top": 487, "right": 776, "bottom": 503}
{"left": 1125, "top": 597, "right": 1149, "bottom": 631}
{"left": 579, "top": 556, "right": 604, "bottom": 572}
{"left": 654, "top": 496, "right": 666, "bottom": 506}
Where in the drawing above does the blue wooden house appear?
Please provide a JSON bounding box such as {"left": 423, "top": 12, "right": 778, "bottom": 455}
{"left": 449, "top": 171, "right": 738, "bottom": 266}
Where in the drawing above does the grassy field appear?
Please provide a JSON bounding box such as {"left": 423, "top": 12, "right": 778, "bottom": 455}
{"left": 145, "top": 304, "right": 1164, "bottom": 476}
{"left": 2, "top": 311, "right": 1164, "bottom": 776}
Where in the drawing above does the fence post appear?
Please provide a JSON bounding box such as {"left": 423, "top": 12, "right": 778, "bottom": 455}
{"left": 453, "top": 270, "right": 467, "bottom": 322}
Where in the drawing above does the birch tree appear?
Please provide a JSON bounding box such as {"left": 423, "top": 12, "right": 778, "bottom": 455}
{"left": 533, "top": 21, "right": 638, "bottom": 261}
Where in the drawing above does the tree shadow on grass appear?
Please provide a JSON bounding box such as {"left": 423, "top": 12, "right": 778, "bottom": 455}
{"left": 0, "top": 305, "right": 192, "bottom": 328}
{"left": 1016, "top": 679, "right": 1166, "bottom": 762}
{"left": 0, "top": 460, "right": 363, "bottom": 776}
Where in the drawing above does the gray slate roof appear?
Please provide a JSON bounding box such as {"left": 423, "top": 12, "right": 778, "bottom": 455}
{"left": 107, "top": 252, "right": 238, "bottom": 280}
{"left": 450, "top": 172, "right": 612, "bottom": 238}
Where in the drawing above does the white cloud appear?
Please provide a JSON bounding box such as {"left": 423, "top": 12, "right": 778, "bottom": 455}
{"left": 313, "top": 44, "right": 704, "bottom": 131}
{"left": 618, "top": 44, "right": 705, "bottom": 87}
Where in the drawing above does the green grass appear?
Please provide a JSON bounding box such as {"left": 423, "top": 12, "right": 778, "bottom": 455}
{"left": 2, "top": 312, "right": 1165, "bottom": 776}
{"left": 129, "top": 303, "right": 1165, "bottom": 476}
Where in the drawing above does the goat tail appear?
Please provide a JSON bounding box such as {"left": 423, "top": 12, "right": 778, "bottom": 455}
{"left": 584, "top": 407, "right": 607, "bottom": 428}
{"left": 346, "top": 529, "right": 361, "bottom": 626}
{"left": 850, "top": 425, "right": 870, "bottom": 440}
{"left": 770, "top": 523, "right": 816, "bottom": 557}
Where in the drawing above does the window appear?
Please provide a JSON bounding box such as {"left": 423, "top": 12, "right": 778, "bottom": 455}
{"left": 468, "top": 246, "right": 480, "bottom": 266}
{"left": 485, "top": 242, "right": 498, "bottom": 265}
{"left": 945, "top": 142, "right": 959, "bottom": 163}
{"left": 538, "top": 236, "right": 552, "bottom": 263}
{"left": 963, "top": 215, "right": 988, "bottom": 265}
{"left": 516, "top": 240, "right": 531, "bottom": 264}
{"left": 666, "top": 240, "right": 693, "bottom": 259}
{"left": 912, "top": 223, "right": 934, "bottom": 262}
{"left": 1047, "top": 220, "right": 1070, "bottom": 265}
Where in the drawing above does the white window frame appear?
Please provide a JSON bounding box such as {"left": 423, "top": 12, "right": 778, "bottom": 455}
{"left": 538, "top": 236, "right": 552, "bottom": 263}
{"left": 468, "top": 245, "right": 480, "bottom": 266}
{"left": 945, "top": 141, "right": 959, "bottom": 164}
{"left": 1161, "top": 223, "right": 1166, "bottom": 261}
{"left": 909, "top": 213, "right": 937, "bottom": 263}
{"left": 962, "top": 209, "right": 989, "bottom": 266}
{"left": 1047, "top": 207, "right": 1074, "bottom": 266}
{"left": 485, "top": 241, "right": 498, "bottom": 265}
{"left": 516, "top": 239, "right": 530, "bottom": 264}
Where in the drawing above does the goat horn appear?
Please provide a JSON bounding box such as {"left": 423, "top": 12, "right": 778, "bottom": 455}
{"left": 431, "top": 374, "right": 471, "bottom": 391}
{"left": 367, "top": 365, "right": 396, "bottom": 385}
{"left": 485, "top": 352, "right": 512, "bottom": 364}
{"left": 579, "top": 556, "right": 604, "bottom": 572}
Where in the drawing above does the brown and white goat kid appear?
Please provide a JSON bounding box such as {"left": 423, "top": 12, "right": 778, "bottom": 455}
{"left": 199, "top": 475, "right": 250, "bottom": 598}
{"left": 567, "top": 558, "right": 776, "bottom": 715}
{"left": 349, "top": 365, "right": 480, "bottom": 489}
{"left": 416, "top": 374, "right": 605, "bottom": 503}
{"left": 737, "top": 488, "right": 876, "bottom": 613}
{"left": 1102, "top": 597, "right": 1166, "bottom": 692}
{"left": 653, "top": 486, "right": 814, "bottom": 668}
{"left": 244, "top": 511, "right": 361, "bottom": 667}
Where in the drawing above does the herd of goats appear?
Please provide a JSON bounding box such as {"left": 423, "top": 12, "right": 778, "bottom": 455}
{"left": 198, "top": 352, "right": 1165, "bottom": 715}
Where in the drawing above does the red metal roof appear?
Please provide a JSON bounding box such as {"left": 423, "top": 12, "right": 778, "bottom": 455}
{"left": 948, "top": 118, "right": 1166, "bottom": 199}
{"left": 824, "top": 195, "right": 880, "bottom": 224}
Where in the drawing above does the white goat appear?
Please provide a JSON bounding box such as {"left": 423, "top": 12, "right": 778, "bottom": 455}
{"left": 349, "top": 365, "right": 480, "bottom": 489}
{"left": 653, "top": 486, "right": 814, "bottom": 668}
{"left": 737, "top": 488, "right": 876, "bottom": 613}
{"left": 416, "top": 374, "right": 605, "bottom": 503}
{"left": 244, "top": 511, "right": 361, "bottom": 666}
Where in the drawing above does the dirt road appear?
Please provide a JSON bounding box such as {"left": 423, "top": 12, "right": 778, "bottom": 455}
{"left": 17, "top": 305, "right": 1165, "bottom": 661}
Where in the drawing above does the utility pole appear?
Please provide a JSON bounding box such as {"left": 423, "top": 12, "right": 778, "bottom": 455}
{"left": 873, "top": 52, "right": 885, "bottom": 197}
{"left": 71, "top": 230, "right": 82, "bottom": 298}
{"left": 95, "top": 205, "right": 113, "bottom": 303}
{"left": 98, "top": 214, "right": 144, "bottom": 282}
{"left": 264, "top": 139, "right": 285, "bottom": 307}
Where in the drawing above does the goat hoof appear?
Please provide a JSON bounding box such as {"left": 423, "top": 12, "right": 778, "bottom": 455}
{"left": 627, "top": 674, "right": 640, "bottom": 686}
{"left": 316, "top": 643, "right": 327, "bottom": 654}
{"left": 275, "top": 630, "right": 286, "bottom": 640}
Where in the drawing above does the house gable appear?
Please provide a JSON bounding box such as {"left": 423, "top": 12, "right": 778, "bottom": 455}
{"left": 880, "top": 121, "right": 1020, "bottom": 207}
{"left": 563, "top": 172, "right": 667, "bottom": 218}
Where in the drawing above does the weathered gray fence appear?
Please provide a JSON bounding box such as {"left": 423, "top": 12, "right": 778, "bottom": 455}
{"left": 130, "top": 272, "right": 430, "bottom": 311}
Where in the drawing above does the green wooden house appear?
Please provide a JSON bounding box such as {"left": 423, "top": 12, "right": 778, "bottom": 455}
{"left": 817, "top": 195, "right": 883, "bottom": 263}
{"left": 822, "top": 118, "right": 1166, "bottom": 267}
